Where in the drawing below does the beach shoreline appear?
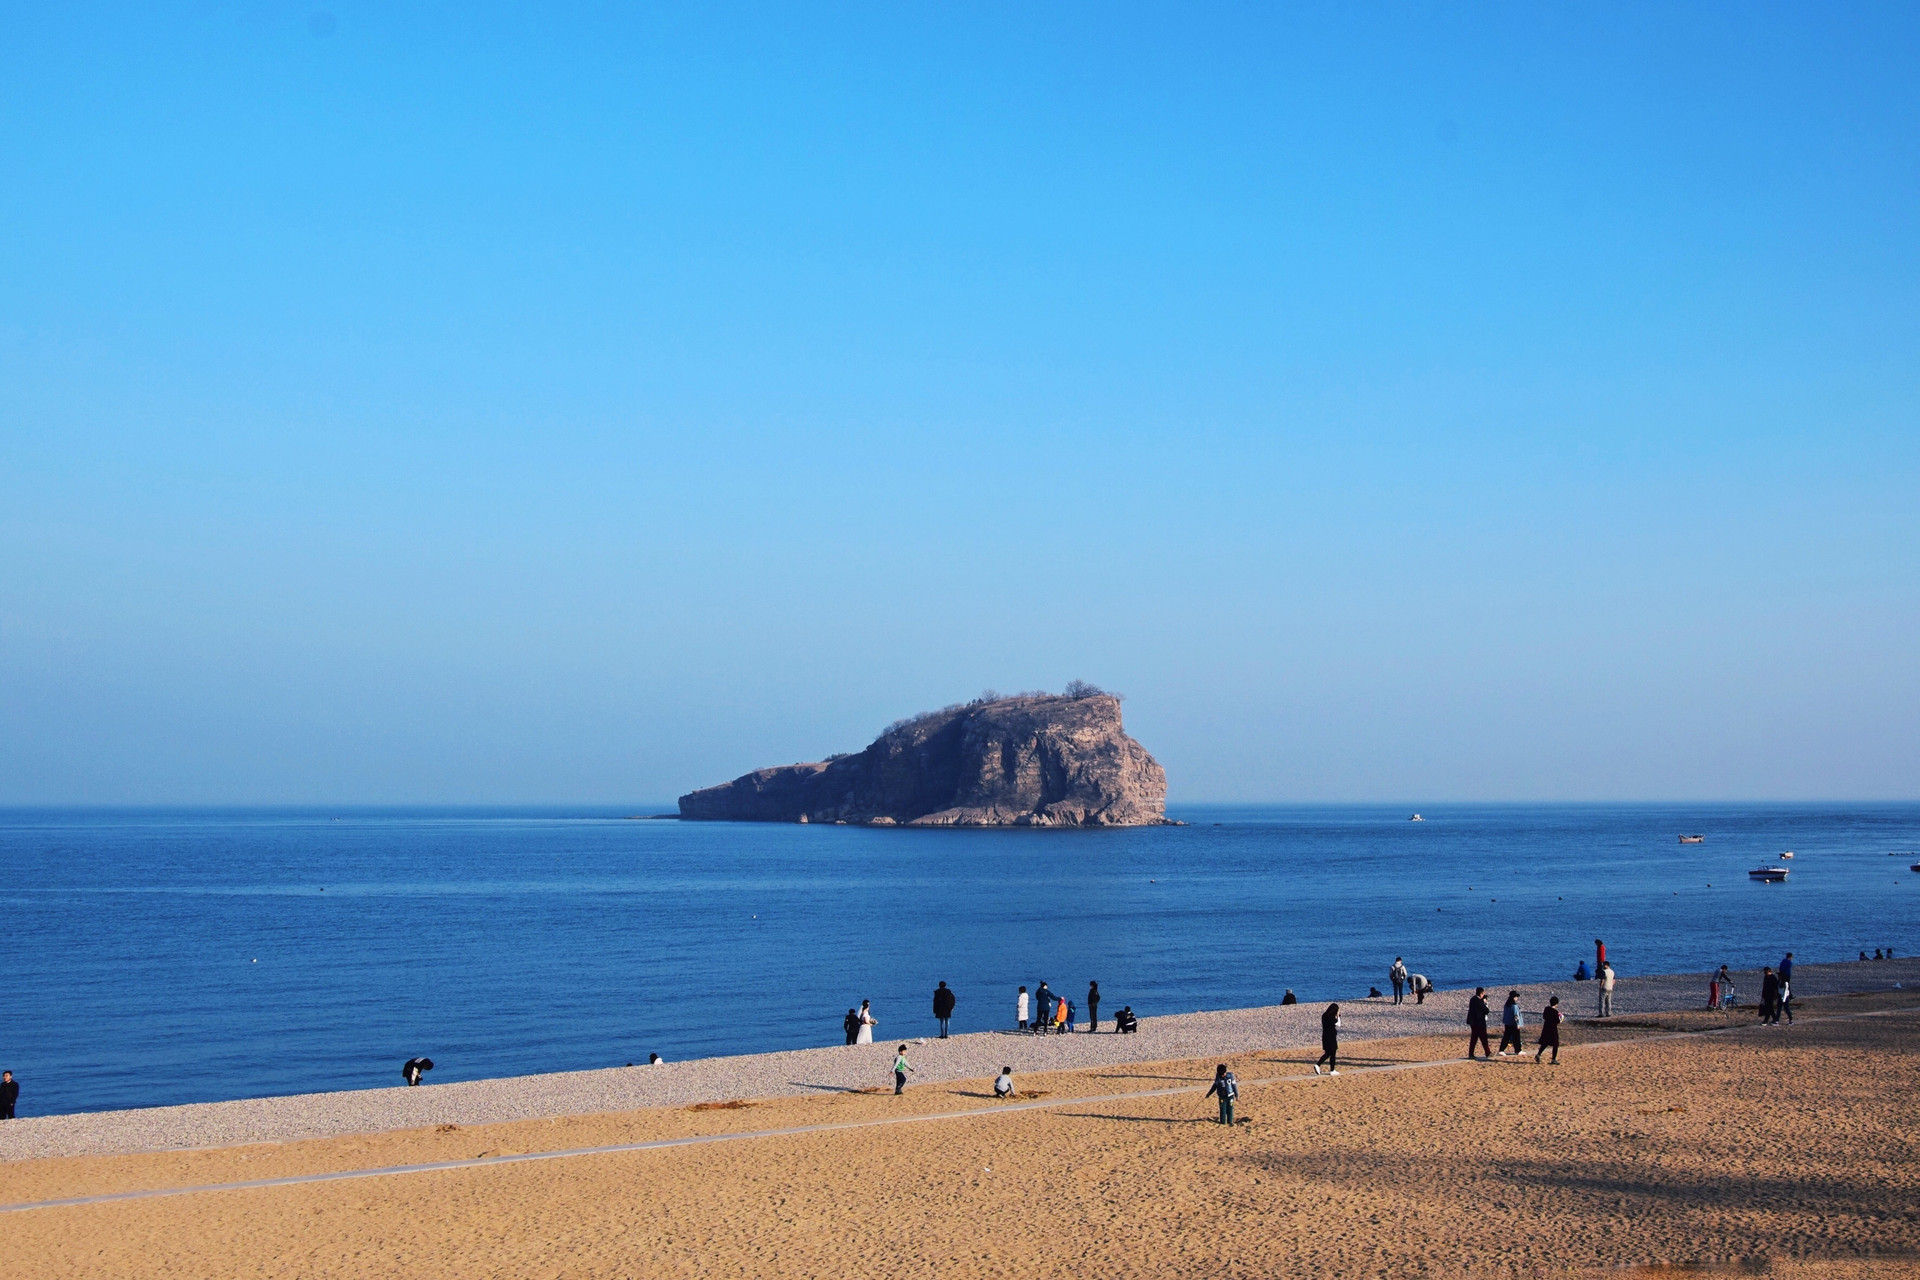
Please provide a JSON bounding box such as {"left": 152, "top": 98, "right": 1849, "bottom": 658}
{"left": 6, "top": 954, "right": 1914, "bottom": 1162}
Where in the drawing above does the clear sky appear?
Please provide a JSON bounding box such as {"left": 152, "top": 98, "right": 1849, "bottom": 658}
{"left": 3, "top": 4, "right": 1916, "bottom": 804}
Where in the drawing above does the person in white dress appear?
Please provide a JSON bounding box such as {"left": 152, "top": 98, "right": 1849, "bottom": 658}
{"left": 856, "top": 1000, "right": 876, "bottom": 1045}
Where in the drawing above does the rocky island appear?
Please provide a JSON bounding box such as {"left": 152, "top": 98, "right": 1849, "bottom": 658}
{"left": 678, "top": 689, "right": 1171, "bottom": 826}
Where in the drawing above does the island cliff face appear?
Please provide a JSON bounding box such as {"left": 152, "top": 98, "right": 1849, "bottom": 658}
{"left": 678, "top": 693, "right": 1169, "bottom": 827}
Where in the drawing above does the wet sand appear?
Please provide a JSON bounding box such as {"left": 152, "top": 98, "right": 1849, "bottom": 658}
{"left": 3, "top": 989, "right": 1917, "bottom": 1278}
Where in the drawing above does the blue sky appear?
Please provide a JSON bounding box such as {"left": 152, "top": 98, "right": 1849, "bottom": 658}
{"left": 3, "top": 4, "right": 1916, "bottom": 803}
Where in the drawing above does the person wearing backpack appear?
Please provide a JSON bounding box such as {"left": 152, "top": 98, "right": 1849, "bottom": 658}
{"left": 1204, "top": 1064, "right": 1240, "bottom": 1125}
{"left": 1390, "top": 958, "right": 1408, "bottom": 1005}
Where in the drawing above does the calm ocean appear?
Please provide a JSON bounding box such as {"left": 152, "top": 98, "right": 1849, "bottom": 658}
{"left": 3, "top": 803, "right": 1916, "bottom": 1117}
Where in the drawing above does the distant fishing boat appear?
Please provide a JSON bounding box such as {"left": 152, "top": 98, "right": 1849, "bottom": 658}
{"left": 1780, "top": 851, "right": 1794, "bottom": 860}
{"left": 1679, "top": 834, "right": 1705, "bottom": 843}
{"left": 1409, "top": 813, "right": 1424, "bottom": 822}
{"left": 1911, "top": 863, "right": 1920, "bottom": 873}
{"left": 1748, "top": 866, "right": 1789, "bottom": 882}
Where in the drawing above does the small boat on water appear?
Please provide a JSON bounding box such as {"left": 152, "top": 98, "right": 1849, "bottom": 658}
{"left": 1780, "top": 851, "right": 1794, "bottom": 860}
{"left": 1679, "top": 834, "right": 1704, "bottom": 843}
{"left": 1409, "top": 814, "right": 1424, "bottom": 822}
{"left": 1748, "top": 866, "right": 1789, "bottom": 882}
{"left": 1911, "top": 863, "right": 1920, "bottom": 873}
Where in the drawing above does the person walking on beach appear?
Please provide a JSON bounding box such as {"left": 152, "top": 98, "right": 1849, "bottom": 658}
{"left": 1205, "top": 1064, "right": 1239, "bottom": 1125}
{"left": 856, "top": 1000, "right": 876, "bottom": 1044}
{"left": 1467, "top": 987, "right": 1492, "bottom": 1059}
{"left": 1534, "top": 996, "right": 1563, "bottom": 1065}
{"left": 994, "top": 1066, "right": 1015, "bottom": 1099}
{"left": 1779, "top": 974, "right": 1795, "bottom": 1025}
{"left": 933, "top": 982, "right": 956, "bottom": 1039}
{"left": 1087, "top": 980, "right": 1101, "bottom": 1033}
{"left": 1017, "top": 985, "right": 1029, "bottom": 1031}
{"left": 1314, "top": 1003, "right": 1341, "bottom": 1075}
{"left": 892, "top": 1045, "right": 914, "bottom": 1094}
{"left": 0, "top": 1071, "right": 16, "bottom": 1120}
{"left": 1597, "top": 960, "right": 1616, "bottom": 1018}
{"left": 844, "top": 1008, "right": 860, "bottom": 1045}
{"left": 1498, "top": 991, "right": 1524, "bottom": 1056}
{"left": 1759, "top": 967, "right": 1781, "bottom": 1025}
{"left": 1390, "top": 958, "right": 1408, "bottom": 1005}
{"left": 1780, "top": 952, "right": 1794, "bottom": 985}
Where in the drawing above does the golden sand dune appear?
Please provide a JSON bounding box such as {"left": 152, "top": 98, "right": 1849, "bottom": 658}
{"left": 4, "top": 993, "right": 1917, "bottom": 1278}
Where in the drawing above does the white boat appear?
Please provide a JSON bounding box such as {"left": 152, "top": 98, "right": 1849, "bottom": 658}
{"left": 1679, "top": 834, "right": 1704, "bottom": 843}
{"left": 1780, "top": 851, "right": 1794, "bottom": 860}
{"left": 1748, "top": 866, "right": 1789, "bottom": 882}
{"left": 1409, "top": 813, "right": 1424, "bottom": 822}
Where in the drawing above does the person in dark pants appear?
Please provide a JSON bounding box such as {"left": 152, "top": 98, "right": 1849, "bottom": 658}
{"left": 1466, "top": 987, "right": 1492, "bottom": 1059}
{"left": 1535, "top": 997, "right": 1563, "bottom": 1064}
{"left": 1086, "top": 980, "right": 1101, "bottom": 1033}
{"left": 844, "top": 1008, "right": 860, "bottom": 1045}
{"left": 402, "top": 1057, "right": 434, "bottom": 1086}
{"left": 1205, "top": 1064, "right": 1239, "bottom": 1125}
{"left": 932, "top": 982, "right": 956, "bottom": 1038}
{"left": 1390, "top": 958, "right": 1407, "bottom": 1005}
{"left": 1, "top": 1071, "right": 17, "bottom": 1119}
{"left": 1282, "top": 989, "right": 1298, "bottom": 1005}
{"left": 1314, "top": 1003, "right": 1341, "bottom": 1075}
{"left": 1033, "top": 982, "right": 1054, "bottom": 1035}
{"left": 1759, "top": 967, "right": 1781, "bottom": 1025}
{"left": 892, "top": 1045, "right": 914, "bottom": 1094}
{"left": 1498, "top": 991, "right": 1524, "bottom": 1056}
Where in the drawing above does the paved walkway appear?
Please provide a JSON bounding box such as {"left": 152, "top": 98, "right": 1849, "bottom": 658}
{"left": 3, "top": 956, "right": 1913, "bottom": 1162}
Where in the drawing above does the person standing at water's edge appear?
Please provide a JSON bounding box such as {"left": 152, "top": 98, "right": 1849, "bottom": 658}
{"left": 1535, "top": 997, "right": 1563, "bottom": 1064}
{"left": 844, "top": 1008, "right": 860, "bottom": 1046}
{"left": 932, "top": 982, "right": 955, "bottom": 1039}
{"left": 856, "top": 1000, "right": 876, "bottom": 1044}
{"left": 1598, "top": 960, "right": 1615, "bottom": 1018}
{"left": 1467, "top": 987, "right": 1492, "bottom": 1059}
{"left": 0, "top": 1070, "right": 17, "bottom": 1119}
{"left": 1087, "top": 980, "right": 1101, "bottom": 1033}
{"left": 1016, "top": 985, "right": 1029, "bottom": 1031}
{"left": 892, "top": 1045, "right": 915, "bottom": 1094}
{"left": 1315, "top": 1003, "right": 1341, "bottom": 1075}
{"left": 1205, "top": 1064, "right": 1239, "bottom": 1125}
{"left": 1390, "top": 958, "right": 1407, "bottom": 1005}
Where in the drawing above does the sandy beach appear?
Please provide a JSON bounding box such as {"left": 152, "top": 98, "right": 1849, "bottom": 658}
{"left": 4, "top": 962, "right": 1919, "bottom": 1278}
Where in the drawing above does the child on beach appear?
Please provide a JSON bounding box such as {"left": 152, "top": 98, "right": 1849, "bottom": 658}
{"left": 994, "top": 1067, "right": 1014, "bottom": 1099}
{"left": 893, "top": 1046, "right": 915, "bottom": 1094}
{"left": 1204, "top": 1064, "right": 1239, "bottom": 1125}
{"left": 1535, "top": 996, "right": 1563, "bottom": 1064}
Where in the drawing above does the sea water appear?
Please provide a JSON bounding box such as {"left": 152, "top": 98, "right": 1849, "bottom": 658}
{"left": 2, "top": 803, "right": 1916, "bottom": 1117}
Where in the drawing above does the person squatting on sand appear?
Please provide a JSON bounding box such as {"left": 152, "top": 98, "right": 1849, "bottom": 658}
{"left": 1535, "top": 996, "right": 1563, "bottom": 1064}
{"left": 994, "top": 1067, "right": 1014, "bottom": 1099}
{"left": 1498, "top": 991, "right": 1525, "bottom": 1056}
{"left": 1315, "top": 1003, "right": 1341, "bottom": 1075}
{"left": 1205, "top": 1064, "right": 1239, "bottom": 1125}
{"left": 1390, "top": 957, "right": 1408, "bottom": 1005}
{"left": 932, "top": 982, "right": 955, "bottom": 1039}
{"left": 892, "top": 1045, "right": 915, "bottom": 1094}
{"left": 1114, "top": 1006, "right": 1138, "bottom": 1033}
{"left": 1467, "top": 987, "right": 1493, "bottom": 1059}
{"left": 1598, "top": 960, "right": 1616, "bottom": 1017}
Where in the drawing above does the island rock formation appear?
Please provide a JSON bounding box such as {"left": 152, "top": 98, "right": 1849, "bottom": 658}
{"left": 678, "top": 692, "right": 1170, "bottom": 827}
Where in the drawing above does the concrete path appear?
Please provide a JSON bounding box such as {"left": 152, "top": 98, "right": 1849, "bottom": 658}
{"left": 4, "top": 955, "right": 1913, "bottom": 1162}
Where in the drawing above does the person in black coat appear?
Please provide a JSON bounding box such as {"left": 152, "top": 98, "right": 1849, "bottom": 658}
{"left": 844, "top": 1008, "right": 860, "bottom": 1045}
{"left": 1033, "top": 982, "right": 1054, "bottom": 1035}
{"left": 1466, "top": 987, "right": 1492, "bottom": 1060}
{"left": 932, "top": 982, "right": 956, "bottom": 1038}
{"left": 1315, "top": 1003, "right": 1341, "bottom": 1075}
{"left": 1759, "top": 967, "right": 1781, "bottom": 1025}
{"left": 1086, "top": 980, "right": 1101, "bottom": 1033}
{"left": 1, "top": 1071, "right": 17, "bottom": 1120}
